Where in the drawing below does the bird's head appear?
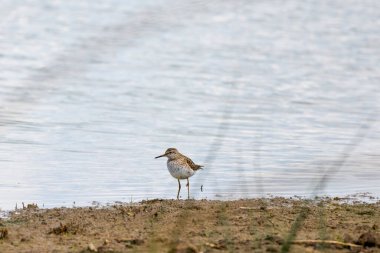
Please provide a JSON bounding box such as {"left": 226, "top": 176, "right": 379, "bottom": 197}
{"left": 155, "top": 148, "right": 180, "bottom": 159}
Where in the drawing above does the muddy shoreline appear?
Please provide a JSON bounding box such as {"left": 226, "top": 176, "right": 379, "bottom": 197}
{"left": 0, "top": 198, "right": 379, "bottom": 253}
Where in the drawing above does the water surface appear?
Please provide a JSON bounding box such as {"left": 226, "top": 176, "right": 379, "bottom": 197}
{"left": 0, "top": 0, "right": 379, "bottom": 209}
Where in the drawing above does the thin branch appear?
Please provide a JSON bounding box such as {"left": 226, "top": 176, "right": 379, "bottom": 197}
{"left": 292, "top": 240, "right": 361, "bottom": 248}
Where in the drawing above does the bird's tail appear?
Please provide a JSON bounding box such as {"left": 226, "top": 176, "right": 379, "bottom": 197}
{"left": 195, "top": 165, "right": 204, "bottom": 171}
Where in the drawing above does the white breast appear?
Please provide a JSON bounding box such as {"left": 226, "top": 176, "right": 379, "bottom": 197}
{"left": 167, "top": 160, "right": 195, "bottom": 179}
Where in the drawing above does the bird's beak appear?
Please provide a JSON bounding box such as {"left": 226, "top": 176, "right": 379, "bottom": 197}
{"left": 155, "top": 153, "right": 166, "bottom": 159}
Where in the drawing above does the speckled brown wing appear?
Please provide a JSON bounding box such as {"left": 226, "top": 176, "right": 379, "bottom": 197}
{"left": 184, "top": 156, "right": 203, "bottom": 171}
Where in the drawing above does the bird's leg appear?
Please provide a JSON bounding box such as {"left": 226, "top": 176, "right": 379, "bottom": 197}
{"left": 177, "top": 179, "right": 181, "bottom": 200}
{"left": 186, "top": 178, "right": 190, "bottom": 199}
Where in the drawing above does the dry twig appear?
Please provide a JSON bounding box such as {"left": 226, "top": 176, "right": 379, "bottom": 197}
{"left": 292, "top": 239, "right": 361, "bottom": 248}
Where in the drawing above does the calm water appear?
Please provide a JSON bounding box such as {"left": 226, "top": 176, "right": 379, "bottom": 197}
{"left": 0, "top": 0, "right": 379, "bottom": 210}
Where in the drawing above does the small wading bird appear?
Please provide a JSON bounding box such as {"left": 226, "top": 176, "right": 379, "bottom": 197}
{"left": 155, "top": 148, "right": 203, "bottom": 199}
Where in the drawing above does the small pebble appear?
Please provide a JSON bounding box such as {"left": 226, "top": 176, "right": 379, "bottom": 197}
{"left": 88, "top": 243, "right": 97, "bottom": 252}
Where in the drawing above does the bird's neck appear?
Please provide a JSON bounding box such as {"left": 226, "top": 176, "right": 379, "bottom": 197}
{"left": 167, "top": 157, "right": 180, "bottom": 162}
